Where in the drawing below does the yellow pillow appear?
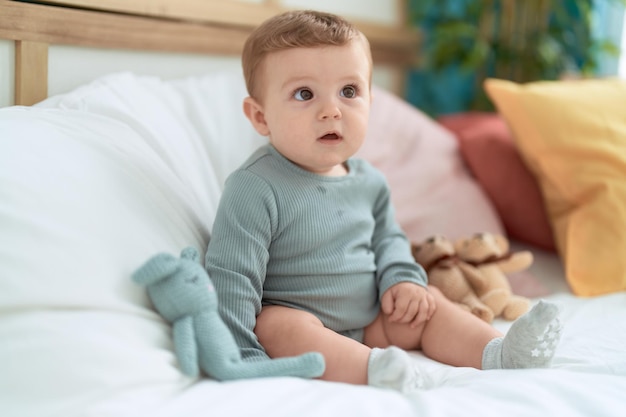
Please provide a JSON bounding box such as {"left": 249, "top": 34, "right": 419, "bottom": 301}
{"left": 484, "top": 78, "right": 626, "bottom": 296}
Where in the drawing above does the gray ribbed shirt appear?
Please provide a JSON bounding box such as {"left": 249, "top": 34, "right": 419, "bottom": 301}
{"left": 205, "top": 144, "right": 427, "bottom": 361}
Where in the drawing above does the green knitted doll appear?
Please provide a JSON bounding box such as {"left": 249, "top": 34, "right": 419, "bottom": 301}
{"left": 132, "top": 247, "right": 325, "bottom": 380}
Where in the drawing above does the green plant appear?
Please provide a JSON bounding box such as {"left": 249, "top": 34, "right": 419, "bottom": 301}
{"left": 409, "top": 0, "right": 624, "bottom": 110}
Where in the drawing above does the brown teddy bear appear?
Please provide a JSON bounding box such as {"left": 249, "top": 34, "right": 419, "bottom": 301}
{"left": 412, "top": 235, "right": 494, "bottom": 323}
{"left": 454, "top": 233, "right": 531, "bottom": 321}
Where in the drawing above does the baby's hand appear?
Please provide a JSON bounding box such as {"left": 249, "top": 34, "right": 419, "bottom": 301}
{"left": 381, "top": 282, "right": 436, "bottom": 328}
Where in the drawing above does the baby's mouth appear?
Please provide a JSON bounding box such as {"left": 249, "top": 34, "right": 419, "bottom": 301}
{"left": 320, "top": 132, "right": 341, "bottom": 140}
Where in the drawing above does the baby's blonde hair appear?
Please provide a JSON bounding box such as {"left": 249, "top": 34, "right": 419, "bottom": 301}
{"left": 242, "top": 9, "right": 372, "bottom": 99}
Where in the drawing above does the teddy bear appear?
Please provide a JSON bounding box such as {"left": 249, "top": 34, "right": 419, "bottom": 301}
{"left": 454, "top": 233, "right": 532, "bottom": 321}
{"left": 412, "top": 235, "right": 495, "bottom": 323}
{"left": 132, "top": 246, "right": 325, "bottom": 380}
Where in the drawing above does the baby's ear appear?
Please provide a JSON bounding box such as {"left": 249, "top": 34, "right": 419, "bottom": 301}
{"left": 243, "top": 96, "right": 270, "bottom": 136}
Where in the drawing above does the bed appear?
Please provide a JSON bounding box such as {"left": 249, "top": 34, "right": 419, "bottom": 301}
{"left": 1, "top": 1, "right": 625, "bottom": 416}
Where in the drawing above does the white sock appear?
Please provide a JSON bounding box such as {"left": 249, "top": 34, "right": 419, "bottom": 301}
{"left": 367, "top": 346, "right": 428, "bottom": 393}
{"left": 482, "top": 300, "right": 562, "bottom": 369}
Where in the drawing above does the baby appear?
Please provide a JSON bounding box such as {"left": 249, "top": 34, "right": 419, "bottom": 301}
{"left": 205, "top": 9, "right": 562, "bottom": 392}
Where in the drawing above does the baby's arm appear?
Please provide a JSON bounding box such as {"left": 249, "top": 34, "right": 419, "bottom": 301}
{"left": 369, "top": 174, "right": 432, "bottom": 325}
{"left": 367, "top": 171, "right": 435, "bottom": 326}
{"left": 205, "top": 171, "right": 277, "bottom": 361}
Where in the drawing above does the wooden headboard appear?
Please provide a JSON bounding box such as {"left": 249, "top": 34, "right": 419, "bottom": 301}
{"left": 0, "top": 0, "right": 420, "bottom": 106}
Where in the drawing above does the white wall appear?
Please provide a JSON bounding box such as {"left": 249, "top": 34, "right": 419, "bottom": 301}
{"left": 282, "top": 0, "right": 399, "bottom": 25}
{"left": 0, "top": 40, "right": 14, "bottom": 108}
{"left": 0, "top": 0, "right": 401, "bottom": 108}
{"left": 48, "top": 46, "right": 241, "bottom": 99}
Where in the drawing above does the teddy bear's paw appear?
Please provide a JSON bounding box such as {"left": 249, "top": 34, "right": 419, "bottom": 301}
{"left": 480, "top": 289, "right": 509, "bottom": 316}
{"left": 501, "top": 297, "right": 530, "bottom": 321}
{"left": 471, "top": 305, "right": 494, "bottom": 323}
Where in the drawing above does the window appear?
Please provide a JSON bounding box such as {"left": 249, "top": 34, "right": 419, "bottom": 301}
{"left": 618, "top": 12, "right": 626, "bottom": 78}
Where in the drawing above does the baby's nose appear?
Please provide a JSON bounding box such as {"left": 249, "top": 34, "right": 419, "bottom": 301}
{"left": 318, "top": 98, "right": 342, "bottom": 120}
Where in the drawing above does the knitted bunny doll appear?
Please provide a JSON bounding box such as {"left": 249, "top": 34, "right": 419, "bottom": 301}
{"left": 132, "top": 247, "right": 325, "bottom": 380}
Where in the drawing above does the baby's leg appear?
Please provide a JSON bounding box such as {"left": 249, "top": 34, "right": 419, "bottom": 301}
{"left": 413, "top": 290, "right": 562, "bottom": 369}
{"left": 255, "top": 305, "right": 370, "bottom": 384}
{"left": 365, "top": 286, "right": 501, "bottom": 368}
{"left": 366, "top": 286, "right": 562, "bottom": 370}
{"left": 482, "top": 300, "right": 562, "bottom": 369}
{"left": 256, "top": 305, "right": 426, "bottom": 391}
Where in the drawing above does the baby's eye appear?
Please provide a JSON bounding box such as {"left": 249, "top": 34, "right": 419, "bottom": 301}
{"left": 294, "top": 88, "right": 313, "bottom": 101}
{"left": 340, "top": 85, "right": 357, "bottom": 98}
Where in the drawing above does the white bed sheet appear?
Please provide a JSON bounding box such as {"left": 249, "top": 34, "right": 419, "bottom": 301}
{"left": 147, "top": 269, "right": 626, "bottom": 417}
{"left": 88, "top": 278, "right": 626, "bottom": 417}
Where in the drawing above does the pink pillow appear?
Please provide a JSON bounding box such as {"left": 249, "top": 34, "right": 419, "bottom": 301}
{"left": 357, "top": 88, "right": 504, "bottom": 243}
{"left": 438, "top": 112, "right": 556, "bottom": 251}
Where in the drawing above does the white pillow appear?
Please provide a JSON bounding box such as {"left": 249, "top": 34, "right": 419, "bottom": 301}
{"left": 0, "top": 107, "right": 196, "bottom": 415}
{"left": 39, "top": 71, "right": 268, "bottom": 218}
{"left": 0, "top": 71, "right": 266, "bottom": 416}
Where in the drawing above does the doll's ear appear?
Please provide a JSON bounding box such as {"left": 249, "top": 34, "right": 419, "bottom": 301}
{"left": 180, "top": 246, "right": 200, "bottom": 263}
{"left": 132, "top": 253, "right": 179, "bottom": 286}
{"left": 243, "top": 96, "right": 270, "bottom": 136}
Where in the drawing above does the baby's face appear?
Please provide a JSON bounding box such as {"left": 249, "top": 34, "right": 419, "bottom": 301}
{"left": 250, "top": 40, "right": 372, "bottom": 176}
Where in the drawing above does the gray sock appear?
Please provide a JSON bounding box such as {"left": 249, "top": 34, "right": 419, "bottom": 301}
{"left": 482, "top": 300, "right": 562, "bottom": 369}
{"left": 367, "top": 346, "right": 428, "bottom": 392}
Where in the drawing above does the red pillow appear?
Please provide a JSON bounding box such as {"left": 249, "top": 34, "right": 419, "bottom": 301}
{"left": 438, "top": 112, "right": 556, "bottom": 251}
